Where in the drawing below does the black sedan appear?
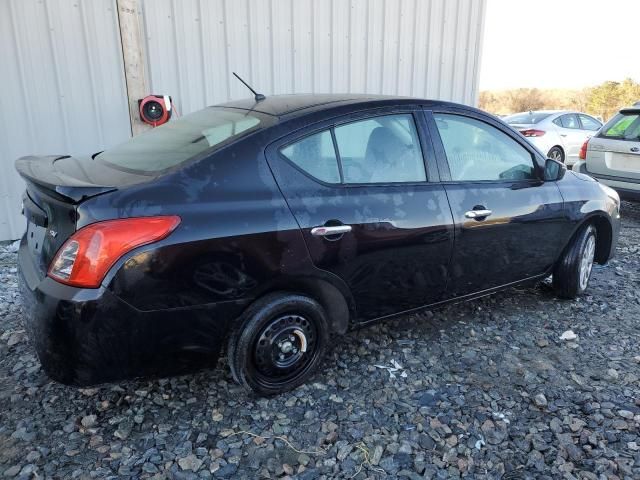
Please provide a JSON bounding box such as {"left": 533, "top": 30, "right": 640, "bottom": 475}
{"left": 16, "top": 94, "right": 621, "bottom": 395}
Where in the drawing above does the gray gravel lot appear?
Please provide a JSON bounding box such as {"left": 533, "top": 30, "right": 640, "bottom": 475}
{"left": 1, "top": 203, "right": 639, "bottom": 479}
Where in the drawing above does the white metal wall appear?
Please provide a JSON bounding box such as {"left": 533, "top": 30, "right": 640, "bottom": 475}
{"left": 0, "top": 0, "right": 131, "bottom": 241}
{"left": 0, "top": 0, "right": 486, "bottom": 241}
{"left": 141, "top": 0, "right": 487, "bottom": 115}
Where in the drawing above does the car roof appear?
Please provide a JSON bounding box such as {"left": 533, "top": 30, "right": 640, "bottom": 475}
{"left": 218, "top": 93, "right": 441, "bottom": 118}
{"left": 620, "top": 107, "right": 640, "bottom": 115}
{"left": 511, "top": 110, "right": 569, "bottom": 115}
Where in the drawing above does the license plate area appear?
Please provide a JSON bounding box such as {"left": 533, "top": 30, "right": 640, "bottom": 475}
{"left": 26, "top": 220, "right": 46, "bottom": 257}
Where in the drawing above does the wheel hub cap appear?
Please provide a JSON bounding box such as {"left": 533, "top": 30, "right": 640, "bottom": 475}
{"left": 579, "top": 235, "right": 596, "bottom": 290}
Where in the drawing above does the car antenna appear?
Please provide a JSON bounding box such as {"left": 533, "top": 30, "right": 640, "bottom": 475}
{"left": 232, "top": 72, "right": 265, "bottom": 102}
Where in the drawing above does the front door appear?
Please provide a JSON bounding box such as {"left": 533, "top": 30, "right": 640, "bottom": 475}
{"left": 267, "top": 110, "right": 454, "bottom": 321}
{"left": 430, "top": 110, "right": 567, "bottom": 297}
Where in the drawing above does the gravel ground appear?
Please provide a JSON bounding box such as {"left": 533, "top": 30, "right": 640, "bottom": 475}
{"left": 1, "top": 202, "right": 639, "bottom": 480}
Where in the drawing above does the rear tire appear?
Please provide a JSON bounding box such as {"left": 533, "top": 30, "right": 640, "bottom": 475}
{"left": 548, "top": 146, "right": 564, "bottom": 163}
{"left": 228, "top": 293, "right": 329, "bottom": 396}
{"left": 553, "top": 224, "right": 597, "bottom": 299}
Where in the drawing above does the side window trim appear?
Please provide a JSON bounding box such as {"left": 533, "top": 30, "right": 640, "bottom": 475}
{"left": 413, "top": 110, "right": 440, "bottom": 182}
{"left": 329, "top": 128, "right": 345, "bottom": 183}
{"left": 426, "top": 108, "right": 544, "bottom": 184}
{"left": 274, "top": 109, "right": 437, "bottom": 187}
{"left": 423, "top": 109, "right": 452, "bottom": 182}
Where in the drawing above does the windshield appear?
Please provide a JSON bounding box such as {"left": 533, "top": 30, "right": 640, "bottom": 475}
{"left": 97, "top": 108, "right": 261, "bottom": 172}
{"left": 600, "top": 112, "right": 640, "bottom": 140}
{"left": 504, "top": 112, "right": 552, "bottom": 125}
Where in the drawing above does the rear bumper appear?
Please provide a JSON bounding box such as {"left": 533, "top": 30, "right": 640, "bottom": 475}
{"left": 18, "top": 239, "right": 244, "bottom": 386}
{"left": 574, "top": 162, "right": 640, "bottom": 201}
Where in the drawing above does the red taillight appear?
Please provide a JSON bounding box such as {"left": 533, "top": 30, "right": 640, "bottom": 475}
{"left": 579, "top": 139, "right": 589, "bottom": 160}
{"left": 520, "top": 129, "right": 546, "bottom": 137}
{"left": 48, "top": 216, "right": 181, "bottom": 288}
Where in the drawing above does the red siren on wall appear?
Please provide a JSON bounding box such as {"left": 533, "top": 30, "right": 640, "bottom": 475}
{"left": 138, "top": 95, "right": 172, "bottom": 127}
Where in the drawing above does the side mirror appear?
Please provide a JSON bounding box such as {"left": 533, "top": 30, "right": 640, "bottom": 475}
{"left": 544, "top": 158, "right": 566, "bottom": 181}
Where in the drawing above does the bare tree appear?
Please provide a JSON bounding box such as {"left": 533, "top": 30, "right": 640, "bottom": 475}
{"left": 507, "top": 88, "right": 545, "bottom": 112}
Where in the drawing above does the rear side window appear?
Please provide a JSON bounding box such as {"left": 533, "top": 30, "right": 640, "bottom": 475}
{"left": 334, "top": 114, "right": 426, "bottom": 183}
{"left": 97, "top": 108, "right": 261, "bottom": 172}
{"left": 559, "top": 114, "right": 580, "bottom": 129}
{"left": 279, "top": 113, "right": 427, "bottom": 184}
{"left": 280, "top": 131, "right": 340, "bottom": 183}
{"left": 434, "top": 113, "right": 535, "bottom": 182}
{"left": 578, "top": 114, "right": 602, "bottom": 131}
{"left": 600, "top": 113, "right": 640, "bottom": 140}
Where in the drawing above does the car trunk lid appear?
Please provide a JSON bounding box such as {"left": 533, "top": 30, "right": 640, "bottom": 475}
{"left": 16, "top": 154, "right": 147, "bottom": 277}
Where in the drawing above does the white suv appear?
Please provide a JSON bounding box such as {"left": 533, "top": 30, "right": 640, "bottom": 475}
{"left": 574, "top": 106, "right": 640, "bottom": 201}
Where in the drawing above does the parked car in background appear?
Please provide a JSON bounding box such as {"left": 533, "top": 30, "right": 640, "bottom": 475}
{"left": 504, "top": 110, "right": 602, "bottom": 167}
{"left": 574, "top": 105, "right": 640, "bottom": 201}
{"left": 16, "top": 94, "right": 620, "bottom": 395}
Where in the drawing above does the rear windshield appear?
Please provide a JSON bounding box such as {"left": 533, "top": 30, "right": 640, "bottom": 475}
{"left": 504, "top": 112, "right": 552, "bottom": 125}
{"left": 97, "top": 108, "right": 261, "bottom": 172}
{"left": 600, "top": 112, "right": 640, "bottom": 140}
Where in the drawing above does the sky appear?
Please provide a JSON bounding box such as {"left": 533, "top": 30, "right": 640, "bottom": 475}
{"left": 480, "top": 0, "right": 640, "bottom": 91}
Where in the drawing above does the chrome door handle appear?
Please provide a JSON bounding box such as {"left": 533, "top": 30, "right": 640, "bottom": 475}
{"left": 560, "top": 134, "right": 567, "bottom": 137}
{"left": 311, "top": 225, "right": 352, "bottom": 236}
{"left": 465, "top": 209, "right": 492, "bottom": 219}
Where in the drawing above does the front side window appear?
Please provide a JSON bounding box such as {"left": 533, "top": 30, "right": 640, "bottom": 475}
{"left": 98, "top": 107, "right": 261, "bottom": 172}
{"left": 434, "top": 113, "right": 536, "bottom": 182}
{"left": 600, "top": 113, "right": 640, "bottom": 140}
{"left": 279, "top": 113, "right": 427, "bottom": 185}
{"left": 578, "top": 114, "right": 602, "bottom": 131}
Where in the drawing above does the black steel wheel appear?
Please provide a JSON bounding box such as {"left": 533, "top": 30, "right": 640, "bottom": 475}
{"left": 228, "top": 293, "right": 329, "bottom": 396}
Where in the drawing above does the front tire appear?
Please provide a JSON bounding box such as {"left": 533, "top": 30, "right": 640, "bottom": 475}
{"left": 553, "top": 224, "right": 597, "bottom": 299}
{"left": 548, "top": 146, "right": 564, "bottom": 163}
{"left": 228, "top": 293, "right": 329, "bottom": 396}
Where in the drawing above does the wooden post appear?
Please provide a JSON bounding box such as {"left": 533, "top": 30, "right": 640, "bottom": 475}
{"left": 116, "top": 0, "right": 150, "bottom": 136}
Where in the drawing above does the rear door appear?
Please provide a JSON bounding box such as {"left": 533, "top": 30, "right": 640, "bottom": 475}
{"left": 266, "top": 108, "right": 454, "bottom": 321}
{"left": 553, "top": 114, "right": 587, "bottom": 161}
{"left": 428, "top": 109, "right": 567, "bottom": 297}
{"left": 587, "top": 110, "right": 640, "bottom": 181}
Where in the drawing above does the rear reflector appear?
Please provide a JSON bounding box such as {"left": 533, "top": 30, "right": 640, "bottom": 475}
{"left": 48, "top": 216, "right": 181, "bottom": 288}
{"left": 520, "top": 129, "right": 546, "bottom": 137}
{"left": 579, "top": 139, "right": 589, "bottom": 160}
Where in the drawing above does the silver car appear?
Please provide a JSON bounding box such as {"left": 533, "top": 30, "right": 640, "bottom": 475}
{"left": 504, "top": 110, "right": 602, "bottom": 167}
{"left": 574, "top": 105, "right": 640, "bottom": 201}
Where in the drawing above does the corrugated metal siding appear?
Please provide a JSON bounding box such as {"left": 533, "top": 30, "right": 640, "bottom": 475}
{"left": 0, "top": 0, "right": 130, "bottom": 241}
{"left": 141, "top": 0, "right": 486, "bottom": 116}
{"left": 0, "top": 0, "right": 485, "bottom": 241}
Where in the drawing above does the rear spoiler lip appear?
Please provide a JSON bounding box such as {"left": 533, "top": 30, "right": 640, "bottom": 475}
{"left": 15, "top": 155, "right": 117, "bottom": 203}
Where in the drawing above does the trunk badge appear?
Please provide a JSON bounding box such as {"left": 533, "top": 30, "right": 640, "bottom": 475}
{"left": 48, "top": 230, "right": 58, "bottom": 238}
